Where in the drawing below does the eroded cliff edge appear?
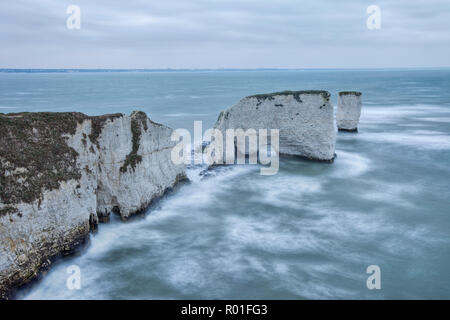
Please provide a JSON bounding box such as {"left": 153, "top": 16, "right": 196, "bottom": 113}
{"left": 0, "top": 111, "right": 186, "bottom": 298}
{"left": 214, "top": 90, "right": 336, "bottom": 161}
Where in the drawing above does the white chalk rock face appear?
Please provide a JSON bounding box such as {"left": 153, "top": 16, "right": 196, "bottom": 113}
{"left": 0, "top": 111, "right": 185, "bottom": 298}
{"left": 214, "top": 91, "right": 336, "bottom": 161}
{"left": 336, "top": 92, "right": 362, "bottom": 132}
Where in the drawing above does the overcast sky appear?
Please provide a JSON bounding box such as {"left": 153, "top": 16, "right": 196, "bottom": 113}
{"left": 1, "top": 0, "right": 449, "bottom": 69}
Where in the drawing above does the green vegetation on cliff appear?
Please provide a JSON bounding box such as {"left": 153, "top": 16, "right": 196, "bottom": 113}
{"left": 339, "top": 91, "right": 362, "bottom": 96}
{"left": 120, "top": 111, "right": 148, "bottom": 173}
{"left": 0, "top": 112, "right": 122, "bottom": 206}
{"left": 248, "top": 90, "right": 331, "bottom": 103}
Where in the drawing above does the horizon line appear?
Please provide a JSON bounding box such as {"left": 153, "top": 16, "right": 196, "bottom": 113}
{"left": 1, "top": 66, "right": 450, "bottom": 73}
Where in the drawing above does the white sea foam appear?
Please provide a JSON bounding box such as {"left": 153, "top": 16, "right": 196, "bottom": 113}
{"left": 248, "top": 174, "right": 322, "bottom": 209}
{"left": 360, "top": 105, "right": 450, "bottom": 124}
{"left": 357, "top": 131, "right": 450, "bottom": 150}
{"left": 21, "top": 157, "right": 447, "bottom": 300}
{"left": 333, "top": 151, "right": 372, "bottom": 178}
{"left": 417, "top": 117, "right": 450, "bottom": 123}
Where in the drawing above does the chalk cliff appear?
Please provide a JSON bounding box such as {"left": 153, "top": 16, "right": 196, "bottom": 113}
{"left": 336, "top": 91, "right": 362, "bottom": 132}
{"left": 214, "top": 91, "right": 336, "bottom": 161}
{"left": 0, "top": 111, "right": 185, "bottom": 298}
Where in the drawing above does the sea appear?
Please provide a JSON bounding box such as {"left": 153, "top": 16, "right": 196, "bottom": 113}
{"left": 1, "top": 69, "right": 449, "bottom": 299}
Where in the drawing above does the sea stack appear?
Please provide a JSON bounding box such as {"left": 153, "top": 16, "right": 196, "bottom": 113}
{"left": 336, "top": 91, "right": 362, "bottom": 132}
{"left": 214, "top": 90, "right": 336, "bottom": 161}
{"left": 0, "top": 111, "right": 186, "bottom": 298}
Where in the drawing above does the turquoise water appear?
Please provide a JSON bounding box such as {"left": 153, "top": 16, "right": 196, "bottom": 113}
{"left": 1, "top": 69, "right": 449, "bottom": 299}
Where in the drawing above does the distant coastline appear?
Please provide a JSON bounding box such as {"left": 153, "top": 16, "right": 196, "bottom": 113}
{"left": 1, "top": 67, "right": 449, "bottom": 73}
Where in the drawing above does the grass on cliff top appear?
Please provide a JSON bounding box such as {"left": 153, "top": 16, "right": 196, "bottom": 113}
{"left": 0, "top": 112, "right": 123, "bottom": 208}
{"left": 339, "top": 91, "right": 362, "bottom": 96}
{"left": 248, "top": 90, "right": 331, "bottom": 103}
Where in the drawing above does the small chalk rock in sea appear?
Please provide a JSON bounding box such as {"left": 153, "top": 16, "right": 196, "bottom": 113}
{"left": 336, "top": 91, "right": 362, "bottom": 132}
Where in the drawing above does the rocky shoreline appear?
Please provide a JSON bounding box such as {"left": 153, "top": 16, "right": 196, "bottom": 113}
{"left": 0, "top": 111, "right": 186, "bottom": 298}
{"left": 0, "top": 90, "right": 362, "bottom": 299}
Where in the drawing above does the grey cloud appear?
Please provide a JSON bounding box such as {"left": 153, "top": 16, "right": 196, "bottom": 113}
{"left": 0, "top": 0, "right": 449, "bottom": 68}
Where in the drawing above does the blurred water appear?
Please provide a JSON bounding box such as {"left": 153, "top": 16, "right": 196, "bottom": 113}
{"left": 1, "top": 69, "right": 449, "bottom": 299}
